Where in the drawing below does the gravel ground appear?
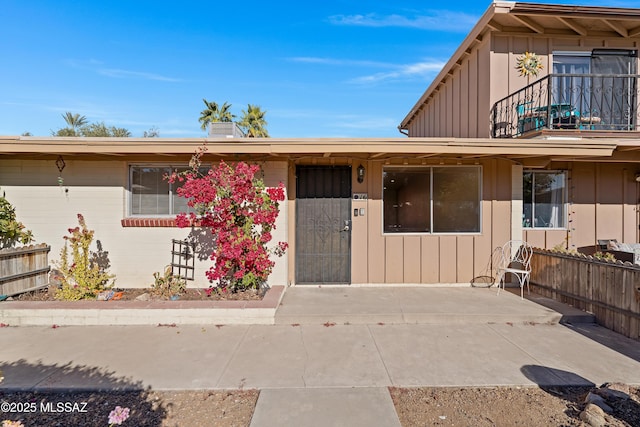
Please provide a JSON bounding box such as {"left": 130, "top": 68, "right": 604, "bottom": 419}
{"left": 390, "top": 386, "right": 640, "bottom": 427}
{"left": 11, "top": 286, "right": 262, "bottom": 302}
{"left": 0, "top": 390, "right": 258, "bottom": 427}
{"left": 2, "top": 385, "right": 638, "bottom": 426}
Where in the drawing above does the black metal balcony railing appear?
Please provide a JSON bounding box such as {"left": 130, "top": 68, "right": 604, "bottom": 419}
{"left": 492, "top": 74, "right": 640, "bottom": 138}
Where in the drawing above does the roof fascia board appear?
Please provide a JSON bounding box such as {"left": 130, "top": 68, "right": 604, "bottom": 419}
{"left": 0, "top": 136, "right": 617, "bottom": 158}
{"left": 510, "top": 2, "right": 640, "bottom": 19}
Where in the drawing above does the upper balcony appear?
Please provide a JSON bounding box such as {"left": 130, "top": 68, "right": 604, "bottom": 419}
{"left": 492, "top": 74, "right": 640, "bottom": 138}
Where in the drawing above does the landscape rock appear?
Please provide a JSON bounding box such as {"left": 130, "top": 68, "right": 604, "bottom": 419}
{"left": 579, "top": 403, "right": 607, "bottom": 427}
{"left": 134, "top": 292, "right": 151, "bottom": 301}
{"left": 597, "top": 382, "right": 631, "bottom": 401}
{"left": 584, "top": 391, "right": 613, "bottom": 413}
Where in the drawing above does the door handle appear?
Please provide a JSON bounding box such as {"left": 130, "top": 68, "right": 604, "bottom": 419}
{"left": 341, "top": 225, "right": 350, "bottom": 232}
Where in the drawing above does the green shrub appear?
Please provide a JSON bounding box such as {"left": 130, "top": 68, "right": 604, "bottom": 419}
{"left": 151, "top": 266, "right": 186, "bottom": 298}
{"left": 593, "top": 251, "right": 616, "bottom": 262}
{"left": 55, "top": 214, "right": 115, "bottom": 300}
{"left": 0, "top": 195, "right": 33, "bottom": 249}
{"left": 551, "top": 242, "right": 577, "bottom": 255}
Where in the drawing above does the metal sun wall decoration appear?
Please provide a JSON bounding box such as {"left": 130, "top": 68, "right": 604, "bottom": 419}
{"left": 516, "top": 51, "right": 544, "bottom": 79}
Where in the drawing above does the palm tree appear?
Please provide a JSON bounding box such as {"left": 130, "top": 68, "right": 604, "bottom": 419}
{"left": 199, "top": 99, "right": 234, "bottom": 130}
{"left": 63, "top": 112, "right": 88, "bottom": 134}
{"left": 110, "top": 127, "right": 132, "bottom": 137}
{"left": 53, "top": 112, "right": 88, "bottom": 136}
{"left": 239, "top": 104, "right": 269, "bottom": 138}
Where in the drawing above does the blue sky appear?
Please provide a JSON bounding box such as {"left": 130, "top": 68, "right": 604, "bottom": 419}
{"left": 1, "top": 1, "right": 636, "bottom": 138}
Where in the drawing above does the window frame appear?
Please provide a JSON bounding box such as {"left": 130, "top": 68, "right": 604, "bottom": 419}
{"left": 127, "top": 164, "right": 194, "bottom": 217}
{"left": 522, "top": 170, "right": 568, "bottom": 230}
{"left": 381, "top": 165, "right": 482, "bottom": 235}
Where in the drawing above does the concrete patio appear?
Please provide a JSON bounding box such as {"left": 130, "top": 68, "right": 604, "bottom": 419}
{"left": 0, "top": 285, "right": 591, "bottom": 326}
{"left": 274, "top": 285, "right": 592, "bottom": 325}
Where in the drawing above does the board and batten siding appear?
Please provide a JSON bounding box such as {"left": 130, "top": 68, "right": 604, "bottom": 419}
{"left": 490, "top": 33, "right": 640, "bottom": 128}
{"left": 523, "top": 162, "right": 639, "bottom": 251}
{"left": 353, "top": 159, "right": 640, "bottom": 284}
{"left": 406, "top": 34, "right": 490, "bottom": 138}
{"left": 347, "top": 158, "right": 513, "bottom": 285}
{"left": 407, "top": 31, "right": 640, "bottom": 138}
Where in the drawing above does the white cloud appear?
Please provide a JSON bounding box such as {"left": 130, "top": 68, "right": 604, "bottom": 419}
{"left": 288, "top": 56, "right": 445, "bottom": 84}
{"left": 97, "top": 68, "right": 181, "bottom": 82}
{"left": 288, "top": 57, "right": 395, "bottom": 68}
{"left": 67, "top": 59, "right": 181, "bottom": 82}
{"left": 328, "top": 10, "right": 478, "bottom": 32}
{"left": 350, "top": 60, "right": 445, "bottom": 84}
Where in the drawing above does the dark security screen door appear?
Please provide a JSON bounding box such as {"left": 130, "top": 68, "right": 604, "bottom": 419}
{"left": 296, "top": 166, "right": 351, "bottom": 284}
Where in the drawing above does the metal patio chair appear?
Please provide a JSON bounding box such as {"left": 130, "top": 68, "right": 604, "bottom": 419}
{"left": 496, "top": 240, "right": 534, "bottom": 300}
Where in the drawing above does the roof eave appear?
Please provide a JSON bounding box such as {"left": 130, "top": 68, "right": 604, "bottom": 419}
{"left": 0, "top": 136, "right": 618, "bottom": 159}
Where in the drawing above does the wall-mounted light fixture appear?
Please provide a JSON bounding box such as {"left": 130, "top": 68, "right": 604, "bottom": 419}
{"left": 357, "top": 164, "right": 365, "bottom": 183}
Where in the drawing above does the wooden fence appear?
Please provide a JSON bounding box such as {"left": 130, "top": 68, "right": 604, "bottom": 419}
{"left": 531, "top": 248, "right": 640, "bottom": 341}
{"left": 0, "top": 244, "right": 50, "bottom": 297}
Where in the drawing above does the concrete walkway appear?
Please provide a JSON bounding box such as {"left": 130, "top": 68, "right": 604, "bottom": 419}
{"left": 1, "top": 287, "right": 639, "bottom": 426}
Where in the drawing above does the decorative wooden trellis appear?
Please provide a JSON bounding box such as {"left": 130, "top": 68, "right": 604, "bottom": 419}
{"left": 171, "top": 239, "right": 195, "bottom": 280}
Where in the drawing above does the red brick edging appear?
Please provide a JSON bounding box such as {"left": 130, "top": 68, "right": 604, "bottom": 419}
{"left": 121, "top": 218, "right": 177, "bottom": 227}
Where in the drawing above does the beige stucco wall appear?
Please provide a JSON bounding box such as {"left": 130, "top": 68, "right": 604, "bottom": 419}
{"left": 0, "top": 159, "right": 289, "bottom": 288}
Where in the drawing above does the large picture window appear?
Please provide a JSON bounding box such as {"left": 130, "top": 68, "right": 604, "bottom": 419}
{"left": 129, "top": 166, "right": 193, "bottom": 216}
{"left": 383, "top": 166, "right": 481, "bottom": 233}
{"left": 523, "top": 171, "right": 566, "bottom": 228}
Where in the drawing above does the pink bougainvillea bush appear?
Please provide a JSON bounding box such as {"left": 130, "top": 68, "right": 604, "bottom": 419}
{"left": 167, "top": 146, "right": 287, "bottom": 292}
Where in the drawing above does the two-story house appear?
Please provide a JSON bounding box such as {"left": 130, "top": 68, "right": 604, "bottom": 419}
{"left": 1, "top": 2, "right": 639, "bottom": 289}
{"left": 398, "top": 1, "right": 640, "bottom": 276}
